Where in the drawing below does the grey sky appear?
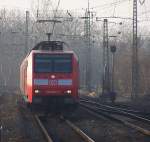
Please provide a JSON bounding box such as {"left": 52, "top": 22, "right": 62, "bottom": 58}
{"left": 0, "top": 0, "right": 149, "bottom": 27}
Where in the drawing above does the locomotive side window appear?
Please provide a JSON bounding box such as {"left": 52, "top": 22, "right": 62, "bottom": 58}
{"left": 34, "top": 54, "right": 72, "bottom": 73}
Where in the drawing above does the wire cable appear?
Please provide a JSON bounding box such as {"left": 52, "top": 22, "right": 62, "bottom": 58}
{"left": 91, "top": 0, "right": 131, "bottom": 10}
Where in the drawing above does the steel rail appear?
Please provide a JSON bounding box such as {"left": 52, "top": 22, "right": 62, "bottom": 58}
{"left": 34, "top": 115, "right": 53, "bottom": 142}
{"left": 80, "top": 103, "right": 150, "bottom": 136}
{"left": 65, "top": 119, "right": 95, "bottom": 142}
{"left": 80, "top": 97, "right": 140, "bottom": 114}
{"left": 35, "top": 114, "right": 95, "bottom": 142}
{"left": 80, "top": 99, "right": 150, "bottom": 123}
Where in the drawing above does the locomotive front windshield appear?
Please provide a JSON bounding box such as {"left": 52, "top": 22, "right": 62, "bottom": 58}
{"left": 34, "top": 54, "right": 72, "bottom": 73}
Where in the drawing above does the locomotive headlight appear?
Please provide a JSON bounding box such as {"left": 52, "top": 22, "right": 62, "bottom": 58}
{"left": 66, "top": 90, "right": 71, "bottom": 94}
{"left": 35, "top": 90, "right": 40, "bottom": 93}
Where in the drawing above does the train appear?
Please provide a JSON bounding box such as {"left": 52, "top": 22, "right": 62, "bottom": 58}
{"left": 20, "top": 41, "right": 79, "bottom": 111}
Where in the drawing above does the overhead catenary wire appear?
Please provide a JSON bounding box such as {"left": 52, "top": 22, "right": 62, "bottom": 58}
{"left": 31, "top": 0, "right": 149, "bottom": 39}
{"left": 55, "top": 0, "right": 131, "bottom": 12}
{"left": 90, "top": 0, "right": 131, "bottom": 10}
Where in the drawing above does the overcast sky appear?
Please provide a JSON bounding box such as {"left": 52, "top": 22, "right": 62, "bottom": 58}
{"left": 0, "top": 0, "right": 149, "bottom": 27}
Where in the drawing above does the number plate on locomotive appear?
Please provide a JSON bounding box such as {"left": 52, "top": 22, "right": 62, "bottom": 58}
{"left": 49, "top": 79, "right": 58, "bottom": 86}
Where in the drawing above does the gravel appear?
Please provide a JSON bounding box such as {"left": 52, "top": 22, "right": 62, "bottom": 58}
{"left": 0, "top": 91, "right": 45, "bottom": 142}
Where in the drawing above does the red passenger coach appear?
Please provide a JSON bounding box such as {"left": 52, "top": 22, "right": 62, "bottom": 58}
{"left": 20, "top": 41, "right": 79, "bottom": 110}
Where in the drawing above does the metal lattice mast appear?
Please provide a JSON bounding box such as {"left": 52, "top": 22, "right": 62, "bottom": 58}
{"left": 132, "top": 0, "right": 139, "bottom": 99}
{"left": 102, "top": 19, "right": 110, "bottom": 95}
{"left": 84, "top": 0, "right": 91, "bottom": 92}
{"left": 25, "top": 11, "right": 29, "bottom": 55}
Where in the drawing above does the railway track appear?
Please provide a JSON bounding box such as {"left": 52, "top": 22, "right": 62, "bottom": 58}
{"left": 34, "top": 114, "right": 95, "bottom": 142}
{"left": 35, "top": 115, "right": 53, "bottom": 142}
{"left": 80, "top": 98, "right": 150, "bottom": 118}
{"left": 80, "top": 96, "right": 149, "bottom": 115}
{"left": 80, "top": 98, "right": 150, "bottom": 136}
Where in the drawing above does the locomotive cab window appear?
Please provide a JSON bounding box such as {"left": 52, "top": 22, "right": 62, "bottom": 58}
{"left": 34, "top": 54, "right": 72, "bottom": 73}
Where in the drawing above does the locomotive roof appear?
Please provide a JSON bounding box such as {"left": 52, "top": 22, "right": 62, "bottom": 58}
{"left": 25, "top": 41, "right": 77, "bottom": 59}
{"left": 32, "top": 41, "right": 66, "bottom": 51}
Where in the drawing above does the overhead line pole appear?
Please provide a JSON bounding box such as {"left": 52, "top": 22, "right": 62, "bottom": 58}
{"left": 83, "top": 0, "right": 93, "bottom": 92}
{"left": 25, "top": 11, "right": 29, "bottom": 55}
{"left": 102, "top": 19, "right": 110, "bottom": 96}
{"left": 131, "top": 0, "right": 139, "bottom": 100}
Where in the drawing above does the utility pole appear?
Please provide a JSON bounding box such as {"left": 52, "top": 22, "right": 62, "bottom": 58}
{"left": 132, "top": 0, "right": 139, "bottom": 100}
{"left": 110, "top": 45, "right": 117, "bottom": 92}
{"left": 102, "top": 19, "right": 111, "bottom": 96}
{"left": 25, "top": 11, "right": 29, "bottom": 55}
{"left": 84, "top": 0, "right": 92, "bottom": 92}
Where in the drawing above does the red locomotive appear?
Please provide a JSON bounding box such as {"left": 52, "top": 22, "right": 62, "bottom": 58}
{"left": 20, "top": 41, "right": 79, "bottom": 111}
